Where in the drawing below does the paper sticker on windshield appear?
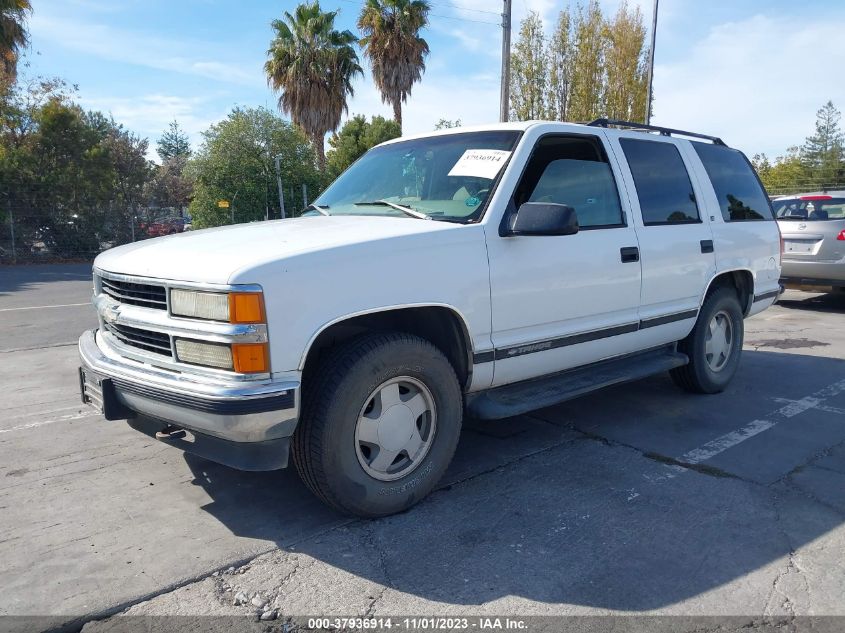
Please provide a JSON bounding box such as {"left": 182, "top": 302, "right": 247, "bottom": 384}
{"left": 448, "top": 149, "right": 512, "bottom": 180}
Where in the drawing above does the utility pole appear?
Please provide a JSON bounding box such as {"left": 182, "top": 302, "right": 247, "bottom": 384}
{"left": 8, "top": 206, "right": 16, "bottom": 262}
{"left": 274, "top": 154, "right": 286, "bottom": 219}
{"left": 499, "top": 0, "right": 512, "bottom": 123}
{"left": 230, "top": 191, "right": 239, "bottom": 225}
{"left": 645, "top": 0, "right": 659, "bottom": 125}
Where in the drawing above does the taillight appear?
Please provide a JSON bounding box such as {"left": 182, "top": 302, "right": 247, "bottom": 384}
{"left": 837, "top": 230, "right": 845, "bottom": 241}
{"left": 777, "top": 225, "right": 784, "bottom": 261}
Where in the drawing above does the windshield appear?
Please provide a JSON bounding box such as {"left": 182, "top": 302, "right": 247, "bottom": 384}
{"left": 313, "top": 131, "right": 521, "bottom": 223}
{"left": 773, "top": 197, "right": 845, "bottom": 221}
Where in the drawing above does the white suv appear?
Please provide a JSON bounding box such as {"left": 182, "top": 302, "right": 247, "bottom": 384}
{"left": 78, "top": 119, "right": 782, "bottom": 516}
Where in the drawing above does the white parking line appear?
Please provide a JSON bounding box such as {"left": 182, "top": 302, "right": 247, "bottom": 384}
{"left": 644, "top": 377, "right": 845, "bottom": 484}
{"left": 0, "top": 303, "right": 90, "bottom": 312}
{"left": 680, "top": 419, "right": 776, "bottom": 465}
{"left": 774, "top": 398, "right": 845, "bottom": 416}
{"left": 0, "top": 411, "right": 96, "bottom": 434}
{"left": 5, "top": 404, "right": 82, "bottom": 419}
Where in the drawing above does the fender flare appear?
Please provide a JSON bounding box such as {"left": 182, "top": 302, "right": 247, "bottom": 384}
{"left": 297, "top": 302, "right": 477, "bottom": 377}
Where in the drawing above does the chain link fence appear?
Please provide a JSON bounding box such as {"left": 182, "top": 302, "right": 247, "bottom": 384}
{"left": 0, "top": 182, "right": 314, "bottom": 264}
{"left": 765, "top": 180, "right": 845, "bottom": 197}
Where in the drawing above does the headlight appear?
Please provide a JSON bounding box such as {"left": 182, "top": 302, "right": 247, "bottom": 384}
{"left": 174, "top": 339, "right": 269, "bottom": 373}
{"left": 170, "top": 289, "right": 264, "bottom": 323}
{"left": 174, "top": 339, "right": 233, "bottom": 369}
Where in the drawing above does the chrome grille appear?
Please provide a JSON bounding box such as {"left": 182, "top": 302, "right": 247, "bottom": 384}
{"left": 101, "top": 277, "right": 167, "bottom": 310}
{"left": 104, "top": 322, "right": 172, "bottom": 357}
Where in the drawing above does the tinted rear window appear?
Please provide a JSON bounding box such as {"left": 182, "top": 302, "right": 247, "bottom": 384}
{"left": 693, "top": 143, "right": 773, "bottom": 221}
{"left": 773, "top": 198, "right": 845, "bottom": 220}
{"left": 620, "top": 138, "right": 700, "bottom": 225}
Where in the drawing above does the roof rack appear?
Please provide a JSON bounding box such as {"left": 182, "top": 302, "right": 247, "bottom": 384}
{"left": 587, "top": 118, "right": 726, "bottom": 146}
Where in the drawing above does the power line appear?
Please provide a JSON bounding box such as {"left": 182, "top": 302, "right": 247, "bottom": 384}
{"left": 427, "top": 1, "right": 502, "bottom": 16}
{"left": 337, "top": 0, "right": 501, "bottom": 26}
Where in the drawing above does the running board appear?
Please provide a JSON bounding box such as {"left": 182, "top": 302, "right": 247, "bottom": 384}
{"left": 466, "top": 346, "right": 689, "bottom": 420}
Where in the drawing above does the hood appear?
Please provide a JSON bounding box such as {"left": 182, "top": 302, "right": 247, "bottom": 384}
{"left": 94, "top": 216, "right": 460, "bottom": 284}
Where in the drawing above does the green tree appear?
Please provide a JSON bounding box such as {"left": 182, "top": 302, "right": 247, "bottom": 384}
{"left": 753, "top": 147, "right": 812, "bottom": 196}
{"left": 187, "top": 107, "right": 320, "bottom": 228}
{"left": 801, "top": 100, "right": 845, "bottom": 187}
{"left": 568, "top": 0, "right": 605, "bottom": 122}
{"left": 0, "top": 76, "right": 155, "bottom": 259}
{"left": 103, "top": 121, "right": 152, "bottom": 242}
{"left": 0, "top": 0, "right": 31, "bottom": 81}
{"left": 751, "top": 153, "right": 772, "bottom": 182}
{"left": 0, "top": 81, "right": 151, "bottom": 257}
{"left": 326, "top": 114, "right": 400, "bottom": 179}
{"left": 265, "top": 2, "right": 361, "bottom": 170}
{"left": 156, "top": 119, "right": 191, "bottom": 162}
{"left": 546, "top": 8, "right": 573, "bottom": 121}
{"left": 145, "top": 156, "right": 193, "bottom": 212}
{"left": 509, "top": 11, "right": 547, "bottom": 121}
{"left": 358, "top": 0, "right": 430, "bottom": 132}
{"left": 0, "top": 76, "right": 74, "bottom": 150}
{"left": 602, "top": 0, "right": 648, "bottom": 122}
{"left": 509, "top": 2, "right": 650, "bottom": 124}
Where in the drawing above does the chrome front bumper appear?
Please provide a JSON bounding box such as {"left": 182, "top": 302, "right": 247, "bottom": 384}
{"left": 78, "top": 329, "right": 299, "bottom": 470}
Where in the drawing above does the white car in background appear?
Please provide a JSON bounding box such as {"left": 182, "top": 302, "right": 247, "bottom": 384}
{"left": 773, "top": 192, "right": 845, "bottom": 292}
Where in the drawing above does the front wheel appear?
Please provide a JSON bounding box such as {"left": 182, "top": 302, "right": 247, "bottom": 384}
{"left": 292, "top": 332, "right": 463, "bottom": 517}
{"left": 671, "top": 286, "right": 744, "bottom": 394}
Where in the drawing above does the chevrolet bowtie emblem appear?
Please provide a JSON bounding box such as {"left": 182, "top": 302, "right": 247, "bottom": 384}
{"left": 102, "top": 303, "right": 121, "bottom": 322}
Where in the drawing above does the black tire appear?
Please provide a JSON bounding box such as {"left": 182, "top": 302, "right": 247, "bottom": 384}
{"left": 670, "top": 286, "right": 744, "bottom": 394}
{"left": 292, "top": 332, "right": 463, "bottom": 517}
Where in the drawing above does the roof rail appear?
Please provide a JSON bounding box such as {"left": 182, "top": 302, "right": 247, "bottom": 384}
{"left": 587, "top": 118, "right": 726, "bottom": 146}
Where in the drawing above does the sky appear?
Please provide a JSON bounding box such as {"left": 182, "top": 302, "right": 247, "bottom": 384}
{"left": 21, "top": 0, "right": 845, "bottom": 162}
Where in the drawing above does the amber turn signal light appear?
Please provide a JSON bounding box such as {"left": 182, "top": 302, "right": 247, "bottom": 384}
{"left": 232, "top": 343, "right": 269, "bottom": 373}
{"left": 229, "top": 292, "right": 265, "bottom": 324}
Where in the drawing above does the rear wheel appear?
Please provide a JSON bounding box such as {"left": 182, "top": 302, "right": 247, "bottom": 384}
{"left": 671, "top": 286, "right": 744, "bottom": 394}
{"left": 292, "top": 332, "right": 462, "bottom": 517}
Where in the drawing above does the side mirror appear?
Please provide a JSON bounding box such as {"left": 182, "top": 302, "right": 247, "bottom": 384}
{"left": 506, "top": 202, "right": 579, "bottom": 236}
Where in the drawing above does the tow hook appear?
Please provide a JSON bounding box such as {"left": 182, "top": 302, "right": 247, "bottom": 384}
{"left": 155, "top": 425, "right": 187, "bottom": 440}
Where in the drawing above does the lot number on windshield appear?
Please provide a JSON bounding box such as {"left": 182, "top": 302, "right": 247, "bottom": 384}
{"left": 448, "top": 149, "right": 512, "bottom": 180}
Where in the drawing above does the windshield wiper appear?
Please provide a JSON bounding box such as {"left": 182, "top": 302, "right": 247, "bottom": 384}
{"left": 354, "top": 199, "right": 431, "bottom": 220}
{"left": 305, "top": 203, "right": 330, "bottom": 216}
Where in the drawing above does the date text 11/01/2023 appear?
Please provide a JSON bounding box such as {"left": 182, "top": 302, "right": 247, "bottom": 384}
{"left": 306, "top": 617, "right": 528, "bottom": 630}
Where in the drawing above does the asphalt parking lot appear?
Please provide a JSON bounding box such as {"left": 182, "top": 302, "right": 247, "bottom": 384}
{"left": 1, "top": 264, "right": 844, "bottom": 631}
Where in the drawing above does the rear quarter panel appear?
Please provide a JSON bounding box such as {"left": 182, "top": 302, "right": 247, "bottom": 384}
{"left": 681, "top": 145, "right": 782, "bottom": 315}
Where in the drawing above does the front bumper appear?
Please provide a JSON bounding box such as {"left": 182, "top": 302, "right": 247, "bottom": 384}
{"left": 78, "top": 329, "right": 299, "bottom": 470}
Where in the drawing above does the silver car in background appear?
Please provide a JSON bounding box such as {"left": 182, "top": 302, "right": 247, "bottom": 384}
{"left": 774, "top": 191, "right": 845, "bottom": 292}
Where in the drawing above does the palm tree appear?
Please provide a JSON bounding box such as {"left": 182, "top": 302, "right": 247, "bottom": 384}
{"left": 265, "top": 2, "right": 362, "bottom": 170}
{"left": 0, "top": 0, "right": 32, "bottom": 80}
{"left": 358, "top": 0, "right": 430, "bottom": 132}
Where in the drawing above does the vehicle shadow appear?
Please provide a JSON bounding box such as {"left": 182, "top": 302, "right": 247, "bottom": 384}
{"left": 776, "top": 289, "right": 845, "bottom": 313}
{"left": 182, "top": 349, "right": 845, "bottom": 611}
{"left": 0, "top": 262, "right": 93, "bottom": 296}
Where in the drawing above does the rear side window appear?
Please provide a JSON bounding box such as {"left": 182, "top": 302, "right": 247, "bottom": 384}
{"left": 693, "top": 142, "right": 774, "bottom": 221}
{"left": 620, "top": 138, "right": 700, "bottom": 225}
